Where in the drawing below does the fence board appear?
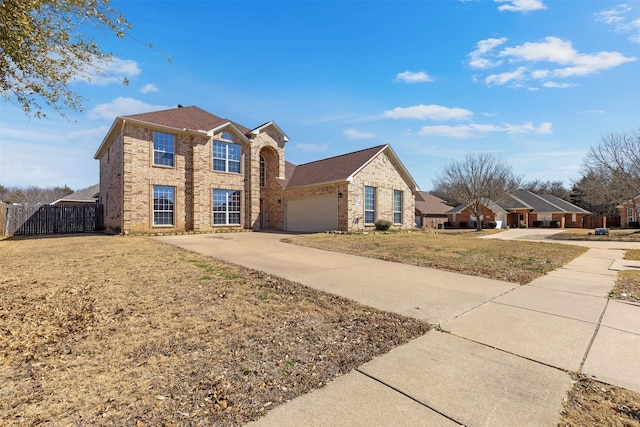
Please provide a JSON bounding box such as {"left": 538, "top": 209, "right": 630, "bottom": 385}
{"left": 3, "top": 204, "right": 103, "bottom": 236}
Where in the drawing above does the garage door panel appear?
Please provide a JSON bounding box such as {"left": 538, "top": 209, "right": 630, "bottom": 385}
{"left": 286, "top": 194, "right": 338, "bottom": 232}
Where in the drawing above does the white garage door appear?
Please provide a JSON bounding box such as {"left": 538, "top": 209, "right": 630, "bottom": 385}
{"left": 285, "top": 194, "right": 338, "bottom": 232}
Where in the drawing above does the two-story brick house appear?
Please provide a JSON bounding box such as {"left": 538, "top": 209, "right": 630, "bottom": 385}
{"left": 94, "top": 106, "right": 416, "bottom": 234}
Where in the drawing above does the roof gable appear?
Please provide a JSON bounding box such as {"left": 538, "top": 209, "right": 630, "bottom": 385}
{"left": 285, "top": 145, "right": 387, "bottom": 189}
{"left": 284, "top": 145, "right": 417, "bottom": 190}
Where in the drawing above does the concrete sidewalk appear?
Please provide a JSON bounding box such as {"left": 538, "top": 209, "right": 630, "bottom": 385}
{"left": 157, "top": 232, "right": 640, "bottom": 426}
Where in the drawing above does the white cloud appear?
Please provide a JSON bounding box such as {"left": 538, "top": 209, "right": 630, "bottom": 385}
{"left": 596, "top": 4, "right": 640, "bottom": 43}
{"left": 383, "top": 104, "right": 473, "bottom": 121}
{"left": 494, "top": 0, "right": 546, "bottom": 12}
{"left": 140, "top": 83, "right": 159, "bottom": 94}
{"left": 485, "top": 66, "right": 527, "bottom": 85}
{"left": 472, "top": 36, "right": 637, "bottom": 88}
{"left": 72, "top": 56, "right": 141, "bottom": 85}
{"left": 596, "top": 4, "right": 631, "bottom": 25}
{"left": 88, "top": 97, "right": 171, "bottom": 120}
{"left": 542, "top": 81, "right": 576, "bottom": 88}
{"left": 344, "top": 129, "right": 375, "bottom": 139}
{"left": 395, "top": 71, "right": 434, "bottom": 83}
{"left": 597, "top": 5, "right": 640, "bottom": 44}
{"left": 469, "top": 37, "right": 508, "bottom": 69}
{"left": 418, "top": 121, "right": 552, "bottom": 138}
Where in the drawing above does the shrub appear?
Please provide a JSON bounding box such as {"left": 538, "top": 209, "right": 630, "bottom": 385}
{"left": 443, "top": 221, "right": 451, "bottom": 228}
{"left": 533, "top": 221, "right": 543, "bottom": 227}
{"left": 630, "top": 221, "right": 640, "bottom": 228}
{"left": 374, "top": 219, "right": 392, "bottom": 231}
{"left": 488, "top": 221, "right": 497, "bottom": 229}
{"left": 550, "top": 220, "right": 560, "bottom": 228}
{"left": 459, "top": 221, "right": 468, "bottom": 228}
{"left": 519, "top": 223, "right": 528, "bottom": 228}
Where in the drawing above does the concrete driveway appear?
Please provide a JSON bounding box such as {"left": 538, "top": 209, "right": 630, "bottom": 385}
{"left": 156, "top": 231, "right": 640, "bottom": 426}
{"left": 156, "top": 232, "right": 515, "bottom": 324}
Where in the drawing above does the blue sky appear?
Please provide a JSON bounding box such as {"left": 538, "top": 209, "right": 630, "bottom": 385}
{"left": 1, "top": 0, "right": 638, "bottom": 192}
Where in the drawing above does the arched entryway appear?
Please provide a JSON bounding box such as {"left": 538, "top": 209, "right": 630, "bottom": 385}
{"left": 258, "top": 146, "right": 282, "bottom": 230}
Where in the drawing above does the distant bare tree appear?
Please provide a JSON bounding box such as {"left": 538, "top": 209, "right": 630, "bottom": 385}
{"left": 433, "top": 153, "right": 521, "bottom": 231}
{"left": 575, "top": 128, "right": 640, "bottom": 214}
{"left": 522, "top": 179, "right": 570, "bottom": 201}
{"left": 0, "top": 185, "right": 73, "bottom": 204}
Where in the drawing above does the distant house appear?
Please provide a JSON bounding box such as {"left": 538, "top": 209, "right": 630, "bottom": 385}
{"left": 51, "top": 184, "right": 99, "bottom": 206}
{"left": 414, "top": 191, "right": 452, "bottom": 228}
{"left": 94, "top": 105, "right": 416, "bottom": 234}
{"left": 447, "top": 189, "right": 591, "bottom": 228}
{"left": 617, "top": 195, "right": 640, "bottom": 227}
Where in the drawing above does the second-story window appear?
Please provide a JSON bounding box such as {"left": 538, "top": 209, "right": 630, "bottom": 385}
{"left": 213, "top": 134, "right": 241, "bottom": 173}
{"left": 153, "top": 131, "right": 175, "bottom": 167}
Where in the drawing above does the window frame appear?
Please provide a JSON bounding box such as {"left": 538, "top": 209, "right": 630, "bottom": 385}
{"left": 364, "top": 186, "right": 376, "bottom": 224}
{"left": 153, "top": 185, "right": 175, "bottom": 227}
{"left": 393, "top": 190, "right": 403, "bottom": 224}
{"left": 213, "top": 137, "right": 241, "bottom": 173}
{"left": 153, "top": 131, "right": 175, "bottom": 167}
{"left": 260, "top": 155, "right": 266, "bottom": 187}
{"left": 213, "top": 189, "right": 241, "bottom": 226}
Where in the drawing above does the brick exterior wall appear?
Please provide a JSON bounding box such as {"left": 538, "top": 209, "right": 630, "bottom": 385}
{"left": 99, "top": 125, "right": 124, "bottom": 234}
{"left": 347, "top": 151, "right": 415, "bottom": 231}
{"left": 97, "top": 121, "right": 286, "bottom": 234}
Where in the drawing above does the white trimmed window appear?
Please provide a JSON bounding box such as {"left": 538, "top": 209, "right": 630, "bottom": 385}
{"left": 260, "top": 155, "right": 266, "bottom": 187}
{"left": 153, "top": 185, "right": 175, "bottom": 226}
{"left": 213, "top": 189, "right": 241, "bottom": 225}
{"left": 213, "top": 134, "right": 241, "bottom": 173}
{"left": 393, "top": 190, "right": 403, "bottom": 224}
{"left": 364, "top": 186, "right": 376, "bottom": 224}
{"left": 153, "top": 131, "right": 175, "bottom": 167}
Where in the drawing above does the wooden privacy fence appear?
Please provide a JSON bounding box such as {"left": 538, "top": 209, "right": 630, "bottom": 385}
{"left": 2, "top": 204, "right": 104, "bottom": 236}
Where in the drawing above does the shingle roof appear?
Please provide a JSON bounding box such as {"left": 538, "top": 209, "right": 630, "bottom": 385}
{"left": 285, "top": 145, "right": 388, "bottom": 189}
{"left": 539, "top": 194, "right": 590, "bottom": 214}
{"left": 123, "top": 106, "right": 251, "bottom": 134}
{"left": 415, "top": 191, "right": 452, "bottom": 215}
{"left": 52, "top": 184, "right": 99, "bottom": 204}
{"left": 447, "top": 189, "right": 590, "bottom": 214}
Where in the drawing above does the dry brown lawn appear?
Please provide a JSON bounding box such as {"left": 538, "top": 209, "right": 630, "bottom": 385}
{"left": 550, "top": 228, "right": 640, "bottom": 242}
{"left": 286, "top": 231, "right": 588, "bottom": 284}
{"left": 0, "top": 235, "right": 429, "bottom": 426}
{"left": 560, "top": 375, "right": 640, "bottom": 426}
{"left": 610, "top": 249, "right": 640, "bottom": 303}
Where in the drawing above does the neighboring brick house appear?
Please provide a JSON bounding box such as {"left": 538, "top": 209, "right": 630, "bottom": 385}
{"left": 94, "top": 106, "right": 416, "bottom": 234}
{"left": 617, "top": 195, "right": 640, "bottom": 227}
{"left": 447, "top": 189, "right": 590, "bottom": 228}
{"left": 414, "top": 191, "right": 452, "bottom": 228}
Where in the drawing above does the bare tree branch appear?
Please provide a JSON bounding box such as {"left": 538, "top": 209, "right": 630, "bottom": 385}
{"left": 433, "top": 153, "right": 521, "bottom": 231}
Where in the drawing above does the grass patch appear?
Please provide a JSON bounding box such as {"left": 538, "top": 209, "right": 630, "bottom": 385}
{"left": 287, "top": 232, "right": 587, "bottom": 284}
{"left": 560, "top": 375, "right": 640, "bottom": 426}
{"left": 549, "top": 228, "right": 640, "bottom": 241}
{"left": 0, "top": 235, "right": 429, "bottom": 426}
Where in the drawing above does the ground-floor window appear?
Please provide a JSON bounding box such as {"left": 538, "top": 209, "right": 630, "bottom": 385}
{"left": 364, "top": 186, "right": 376, "bottom": 224}
{"left": 213, "top": 189, "right": 241, "bottom": 225}
{"left": 629, "top": 208, "right": 635, "bottom": 222}
{"left": 153, "top": 185, "right": 175, "bottom": 226}
{"left": 393, "top": 190, "right": 403, "bottom": 224}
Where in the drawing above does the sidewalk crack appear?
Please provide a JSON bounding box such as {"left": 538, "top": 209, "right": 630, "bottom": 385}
{"left": 579, "top": 298, "right": 609, "bottom": 372}
{"left": 355, "top": 369, "right": 466, "bottom": 426}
